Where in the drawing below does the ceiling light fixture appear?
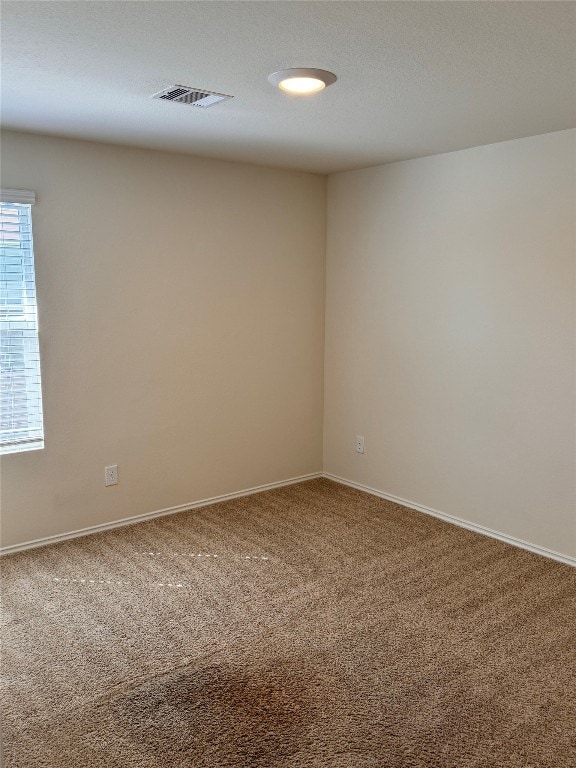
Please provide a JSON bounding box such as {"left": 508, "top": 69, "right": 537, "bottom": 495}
{"left": 268, "top": 68, "right": 337, "bottom": 95}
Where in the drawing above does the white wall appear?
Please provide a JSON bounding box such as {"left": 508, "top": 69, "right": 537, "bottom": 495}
{"left": 0, "top": 131, "right": 326, "bottom": 548}
{"left": 324, "top": 130, "right": 576, "bottom": 559}
{"left": 3, "top": 129, "right": 574, "bottom": 559}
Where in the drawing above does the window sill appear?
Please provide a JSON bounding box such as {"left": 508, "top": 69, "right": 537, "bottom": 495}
{"left": 0, "top": 441, "right": 44, "bottom": 456}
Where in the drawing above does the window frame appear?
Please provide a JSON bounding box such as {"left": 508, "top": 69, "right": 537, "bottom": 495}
{"left": 0, "top": 189, "right": 45, "bottom": 455}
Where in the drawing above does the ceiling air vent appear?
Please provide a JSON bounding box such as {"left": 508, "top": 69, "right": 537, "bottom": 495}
{"left": 152, "top": 85, "right": 232, "bottom": 108}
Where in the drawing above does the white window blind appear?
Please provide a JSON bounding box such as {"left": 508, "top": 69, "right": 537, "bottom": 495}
{"left": 0, "top": 191, "right": 44, "bottom": 454}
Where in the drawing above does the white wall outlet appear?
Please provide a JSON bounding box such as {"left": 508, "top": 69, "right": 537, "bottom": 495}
{"left": 105, "top": 464, "right": 118, "bottom": 486}
{"left": 356, "top": 435, "right": 365, "bottom": 454}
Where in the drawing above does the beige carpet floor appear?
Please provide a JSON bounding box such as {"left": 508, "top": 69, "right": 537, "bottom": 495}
{"left": 1, "top": 478, "right": 575, "bottom": 767}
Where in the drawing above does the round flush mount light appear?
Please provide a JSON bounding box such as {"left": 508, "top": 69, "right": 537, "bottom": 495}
{"left": 268, "top": 68, "right": 337, "bottom": 95}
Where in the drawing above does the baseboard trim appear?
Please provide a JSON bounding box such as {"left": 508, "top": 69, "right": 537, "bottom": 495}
{"left": 4, "top": 471, "right": 574, "bottom": 567}
{"left": 323, "top": 473, "right": 576, "bottom": 568}
{"left": 0, "top": 472, "right": 322, "bottom": 556}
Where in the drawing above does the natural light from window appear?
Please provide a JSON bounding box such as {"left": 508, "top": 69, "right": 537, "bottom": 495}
{"left": 0, "top": 195, "right": 44, "bottom": 454}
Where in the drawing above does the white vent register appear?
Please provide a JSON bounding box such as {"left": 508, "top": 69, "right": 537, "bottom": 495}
{"left": 152, "top": 85, "right": 232, "bottom": 108}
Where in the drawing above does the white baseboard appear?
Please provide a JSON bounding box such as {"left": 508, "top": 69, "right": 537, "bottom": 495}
{"left": 4, "top": 471, "right": 574, "bottom": 567}
{"left": 0, "top": 472, "right": 322, "bottom": 556}
{"left": 323, "top": 472, "right": 576, "bottom": 568}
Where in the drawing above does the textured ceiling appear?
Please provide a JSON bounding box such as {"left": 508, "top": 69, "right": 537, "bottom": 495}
{"left": 2, "top": 1, "right": 575, "bottom": 174}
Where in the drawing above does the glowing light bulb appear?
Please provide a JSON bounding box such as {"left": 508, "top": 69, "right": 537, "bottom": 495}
{"left": 278, "top": 77, "right": 326, "bottom": 94}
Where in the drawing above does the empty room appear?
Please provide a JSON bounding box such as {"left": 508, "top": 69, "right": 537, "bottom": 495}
{"left": 1, "top": 2, "right": 575, "bottom": 766}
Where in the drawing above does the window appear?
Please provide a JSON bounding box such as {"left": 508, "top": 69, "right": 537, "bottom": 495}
{"left": 0, "top": 189, "right": 44, "bottom": 454}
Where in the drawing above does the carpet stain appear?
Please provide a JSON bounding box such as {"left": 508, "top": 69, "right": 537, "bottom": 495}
{"left": 109, "top": 659, "right": 316, "bottom": 767}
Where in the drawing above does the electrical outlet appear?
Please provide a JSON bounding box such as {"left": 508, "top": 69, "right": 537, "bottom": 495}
{"left": 356, "top": 435, "right": 365, "bottom": 454}
{"left": 105, "top": 464, "right": 118, "bottom": 486}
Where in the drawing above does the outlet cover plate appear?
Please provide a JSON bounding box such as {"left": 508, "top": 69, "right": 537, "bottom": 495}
{"left": 105, "top": 465, "right": 118, "bottom": 486}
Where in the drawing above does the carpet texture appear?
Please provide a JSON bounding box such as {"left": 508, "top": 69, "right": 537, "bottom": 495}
{"left": 1, "top": 478, "right": 575, "bottom": 767}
